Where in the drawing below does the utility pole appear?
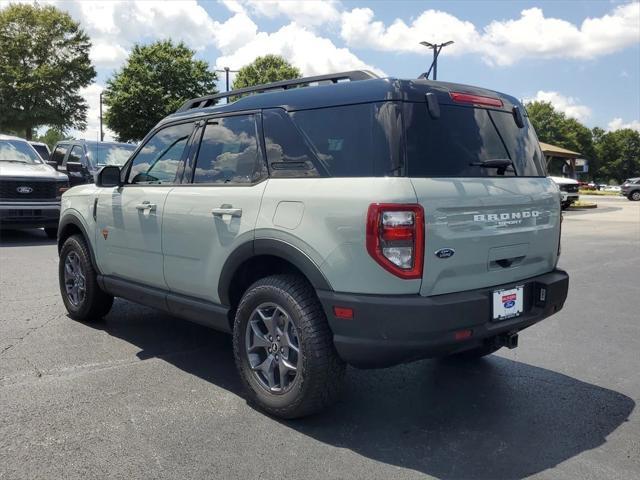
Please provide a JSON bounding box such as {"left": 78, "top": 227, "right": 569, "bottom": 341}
{"left": 419, "top": 41, "right": 454, "bottom": 80}
{"left": 215, "top": 67, "right": 239, "bottom": 92}
{"left": 99, "top": 91, "right": 104, "bottom": 142}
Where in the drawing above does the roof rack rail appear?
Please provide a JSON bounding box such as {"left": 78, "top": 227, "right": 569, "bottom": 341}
{"left": 176, "top": 70, "right": 379, "bottom": 113}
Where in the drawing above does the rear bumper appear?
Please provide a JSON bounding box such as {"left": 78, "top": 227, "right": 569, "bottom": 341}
{"left": 0, "top": 202, "right": 60, "bottom": 228}
{"left": 318, "top": 269, "right": 569, "bottom": 368}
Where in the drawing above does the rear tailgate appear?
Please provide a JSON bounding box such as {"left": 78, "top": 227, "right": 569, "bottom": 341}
{"left": 411, "top": 177, "right": 560, "bottom": 296}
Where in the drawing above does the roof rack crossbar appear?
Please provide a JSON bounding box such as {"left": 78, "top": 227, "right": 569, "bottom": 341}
{"left": 176, "top": 70, "right": 379, "bottom": 113}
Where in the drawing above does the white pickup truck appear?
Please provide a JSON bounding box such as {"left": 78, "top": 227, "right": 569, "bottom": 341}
{"left": 549, "top": 176, "right": 580, "bottom": 209}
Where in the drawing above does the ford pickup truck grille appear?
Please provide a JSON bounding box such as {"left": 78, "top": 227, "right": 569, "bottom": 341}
{"left": 0, "top": 180, "right": 57, "bottom": 200}
{"left": 559, "top": 184, "right": 579, "bottom": 193}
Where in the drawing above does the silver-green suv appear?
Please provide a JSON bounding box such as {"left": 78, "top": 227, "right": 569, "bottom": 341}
{"left": 57, "top": 71, "right": 569, "bottom": 418}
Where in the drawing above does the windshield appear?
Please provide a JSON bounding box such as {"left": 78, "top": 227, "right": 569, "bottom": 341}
{"left": 0, "top": 140, "right": 42, "bottom": 164}
{"left": 31, "top": 144, "right": 50, "bottom": 161}
{"left": 86, "top": 142, "right": 136, "bottom": 166}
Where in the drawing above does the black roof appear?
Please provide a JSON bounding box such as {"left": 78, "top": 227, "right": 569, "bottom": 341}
{"left": 160, "top": 72, "right": 522, "bottom": 128}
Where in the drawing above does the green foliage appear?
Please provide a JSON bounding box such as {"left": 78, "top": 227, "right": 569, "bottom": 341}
{"left": 0, "top": 3, "right": 95, "bottom": 139}
{"left": 595, "top": 129, "right": 640, "bottom": 183}
{"left": 232, "top": 55, "right": 301, "bottom": 90}
{"left": 104, "top": 40, "right": 217, "bottom": 142}
{"left": 35, "top": 128, "right": 68, "bottom": 149}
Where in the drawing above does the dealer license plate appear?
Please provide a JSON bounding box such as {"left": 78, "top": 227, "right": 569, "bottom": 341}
{"left": 492, "top": 286, "right": 524, "bottom": 321}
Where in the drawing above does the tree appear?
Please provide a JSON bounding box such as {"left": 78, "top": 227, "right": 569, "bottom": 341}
{"left": 0, "top": 4, "right": 95, "bottom": 139}
{"left": 104, "top": 40, "right": 217, "bottom": 142}
{"left": 35, "top": 128, "right": 67, "bottom": 150}
{"left": 595, "top": 129, "right": 640, "bottom": 183}
{"left": 232, "top": 55, "right": 301, "bottom": 90}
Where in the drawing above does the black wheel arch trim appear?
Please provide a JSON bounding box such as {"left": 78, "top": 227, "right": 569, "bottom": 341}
{"left": 218, "top": 238, "right": 332, "bottom": 306}
{"left": 57, "top": 212, "right": 100, "bottom": 274}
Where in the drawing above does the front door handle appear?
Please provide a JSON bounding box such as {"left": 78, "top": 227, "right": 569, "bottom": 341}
{"left": 211, "top": 205, "right": 242, "bottom": 218}
{"left": 136, "top": 201, "right": 157, "bottom": 212}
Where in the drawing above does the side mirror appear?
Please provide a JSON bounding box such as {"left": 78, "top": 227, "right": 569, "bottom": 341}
{"left": 46, "top": 160, "right": 58, "bottom": 169}
{"left": 96, "top": 165, "right": 122, "bottom": 188}
{"left": 66, "top": 161, "right": 84, "bottom": 174}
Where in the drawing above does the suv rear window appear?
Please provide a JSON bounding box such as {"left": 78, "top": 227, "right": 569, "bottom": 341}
{"left": 291, "top": 102, "right": 403, "bottom": 177}
{"left": 404, "top": 103, "right": 546, "bottom": 177}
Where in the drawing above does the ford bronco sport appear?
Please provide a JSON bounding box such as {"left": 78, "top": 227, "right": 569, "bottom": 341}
{"left": 57, "top": 71, "right": 569, "bottom": 418}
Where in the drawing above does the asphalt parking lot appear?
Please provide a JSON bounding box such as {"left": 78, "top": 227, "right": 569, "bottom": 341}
{"left": 1, "top": 195, "right": 638, "bottom": 480}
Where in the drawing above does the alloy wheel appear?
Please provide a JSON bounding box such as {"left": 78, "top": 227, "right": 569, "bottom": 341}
{"left": 245, "top": 302, "right": 300, "bottom": 393}
{"left": 64, "top": 251, "right": 86, "bottom": 306}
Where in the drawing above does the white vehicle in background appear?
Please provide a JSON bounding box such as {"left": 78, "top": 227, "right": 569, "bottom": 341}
{"left": 549, "top": 176, "right": 579, "bottom": 209}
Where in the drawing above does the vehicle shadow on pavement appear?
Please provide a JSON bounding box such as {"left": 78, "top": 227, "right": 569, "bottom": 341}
{"left": 0, "top": 228, "right": 56, "bottom": 246}
{"left": 94, "top": 300, "right": 634, "bottom": 480}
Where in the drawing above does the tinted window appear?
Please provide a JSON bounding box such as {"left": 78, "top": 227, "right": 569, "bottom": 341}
{"left": 263, "top": 109, "right": 319, "bottom": 177}
{"left": 0, "top": 140, "right": 41, "bottom": 164}
{"left": 128, "top": 122, "right": 194, "bottom": 184}
{"left": 51, "top": 145, "right": 68, "bottom": 166}
{"left": 405, "top": 104, "right": 545, "bottom": 177}
{"left": 31, "top": 144, "right": 49, "bottom": 161}
{"left": 85, "top": 143, "right": 136, "bottom": 167}
{"left": 68, "top": 145, "right": 83, "bottom": 164}
{"left": 291, "top": 102, "right": 403, "bottom": 177}
{"left": 193, "top": 115, "right": 263, "bottom": 184}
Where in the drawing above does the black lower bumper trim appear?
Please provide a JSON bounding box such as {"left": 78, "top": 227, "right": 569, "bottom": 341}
{"left": 318, "top": 269, "right": 569, "bottom": 368}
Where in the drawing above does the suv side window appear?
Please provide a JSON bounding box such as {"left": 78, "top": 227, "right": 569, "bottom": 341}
{"left": 68, "top": 145, "right": 83, "bottom": 165}
{"left": 127, "top": 122, "right": 194, "bottom": 184}
{"left": 51, "top": 144, "right": 67, "bottom": 167}
{"left": 262, "top": 109, "right": 320, "bottom": 177}
{"left": 192, "top": 115, "right": 264, "bottom": 184}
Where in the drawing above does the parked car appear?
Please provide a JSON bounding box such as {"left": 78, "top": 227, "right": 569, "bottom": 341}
{"left": 50, "top": 140, "right": 136, "bottom": 186}
{"left": 549, "top": 176, "right": 579, "bottom": 209}
{"left": 29, "top": 141, "right": 51, "bottom": 162}
{"left": 620, "top": 178, "right": 640, "bottom": 200}
{"left": 56, "top": 71, "right": 569, "bottom": 418}
{"left": 0, "top": 134, "right": 69, "bottom": 238}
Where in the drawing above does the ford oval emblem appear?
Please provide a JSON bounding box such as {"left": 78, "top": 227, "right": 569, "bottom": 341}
{"left": 504, "top": 300, "right": 516, "bottom": 308}
{"left": 435, "top": 248, "right": 455, "bottom": 259}
{"left": 16, "top": 186, "right": 33, "bottom": 194}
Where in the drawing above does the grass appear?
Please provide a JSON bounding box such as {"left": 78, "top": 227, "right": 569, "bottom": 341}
{"left": 578, "top": 189, "right": 622, "bottom": 196}
{"left": 570, "top": 201, "right": 597, "bottom": 209}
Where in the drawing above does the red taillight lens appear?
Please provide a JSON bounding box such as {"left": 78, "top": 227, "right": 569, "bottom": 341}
{"left": 366, "top": 204, "right": 424, "bottom": 279}
{"left": 450, "top": 92, "right": 503, "bottom": 108}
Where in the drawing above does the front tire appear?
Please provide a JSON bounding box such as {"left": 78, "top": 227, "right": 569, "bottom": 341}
{"left": 59, "top": 234, "right": 113, "bottom": 321}
{"left": 630, "top": 191, "right": 640, "bottom": 201}
{"left": 233, "top": 274, "right": 346, "bottom": 419}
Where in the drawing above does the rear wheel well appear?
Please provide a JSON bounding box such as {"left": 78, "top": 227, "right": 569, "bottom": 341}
{"left": 226, "top": 255, "right": 312, "bottom": 328}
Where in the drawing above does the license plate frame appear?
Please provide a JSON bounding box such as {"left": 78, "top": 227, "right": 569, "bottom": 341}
{"left": 492, "top": 285, "right": 524, "bottom": 321}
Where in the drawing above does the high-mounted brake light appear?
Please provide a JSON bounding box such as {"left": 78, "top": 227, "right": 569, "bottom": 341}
{"left": 366, "top": 204, "right": 424, "bottom": 279}
{"left": 450, "top": 92, "right": 503, "bottom": 108}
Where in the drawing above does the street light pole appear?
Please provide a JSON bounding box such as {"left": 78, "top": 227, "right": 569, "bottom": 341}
{"left": 215, "top": 67, "right": 239, "bottom": 92}
{"left": 419, "top": 41, "right": 454, "bottom": 80}
{"left": 99, "top": 91, "right": 104, "bottom": 142}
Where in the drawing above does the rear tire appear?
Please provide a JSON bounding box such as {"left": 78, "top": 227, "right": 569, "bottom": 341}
{"left": 450, "top": 343, "right": 501, "bottom": 360}
{"left": 233, "top": 274, "right": 346, "bottom": 419}
{"left": 44, "top": 227, "right": 57, "bottom": 239}
{"left": 59, "top": 234, "right": 113, "bottom": 321}
{"left": 630, "top": 191, "right": 640, "bottom": 201}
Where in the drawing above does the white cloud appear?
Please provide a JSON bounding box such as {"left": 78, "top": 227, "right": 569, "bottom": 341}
{"left": 240, "top": 0, "right": 340, "bottom": 27}
{"left": 528, "top": 91, "right": 592, "bottom": 122}
{"left": 607, "top": 118, "right": 640, "bottom": 132}
{"left": 216, "top": 23, "right": 383, "bottom": 79}
{"left": 71, "top": 83, "right": 115, "bottom": 141}
{"left": 340, "top": 2, "right": 640, "bottom": 66}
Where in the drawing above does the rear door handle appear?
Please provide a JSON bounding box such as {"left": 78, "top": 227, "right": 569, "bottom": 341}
{"left": 136, "top": 201, "right": 156, "bottom": 212}
{"left": 211, "top": 205, "right": 242, "bottom": 217}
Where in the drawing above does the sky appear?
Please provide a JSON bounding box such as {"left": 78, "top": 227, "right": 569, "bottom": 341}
{"left": 2, "top": 0, "right": 639, "bottom": 140}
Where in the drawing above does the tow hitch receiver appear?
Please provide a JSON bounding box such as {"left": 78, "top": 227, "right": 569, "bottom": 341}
{"left": 494, "top": 332, "right": 519, "bottom": 349}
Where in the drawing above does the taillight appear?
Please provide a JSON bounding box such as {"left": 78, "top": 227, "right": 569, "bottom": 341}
{"left": 366, "top": 204, "right": 424, "bottom": 279}
{"left": 450, "top": 92, "right": 503, "bottom": 108}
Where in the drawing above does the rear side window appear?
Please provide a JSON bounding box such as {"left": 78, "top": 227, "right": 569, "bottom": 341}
{"left": 193, "top": 115, "right": 264, "bottom": 184}
{"left": 51, "top": 145, "right": 67, "bottom": 166}
{"left": 263, "top": 109, "right": 320, "bottom": 177}
{"left": 291, "top": 102, "right": 403, "bottom": 177}
{"left": 404, "top": 104, "right": 546, "bottom": 177}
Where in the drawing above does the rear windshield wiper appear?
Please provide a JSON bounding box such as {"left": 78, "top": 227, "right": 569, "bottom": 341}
{"left": 470, "top": 158, "right": 517, "bottom": 176}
